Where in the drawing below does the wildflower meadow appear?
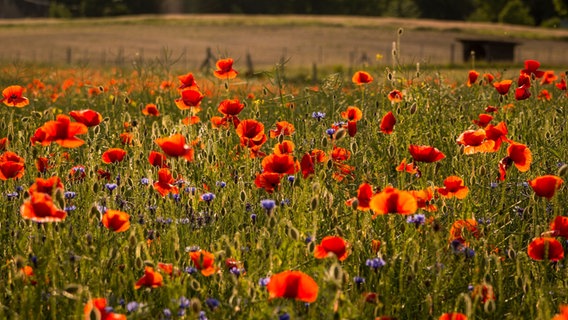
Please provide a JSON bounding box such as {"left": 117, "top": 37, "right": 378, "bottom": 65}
{"left": 1, "top": 43, "right": 568, "bottom": 320}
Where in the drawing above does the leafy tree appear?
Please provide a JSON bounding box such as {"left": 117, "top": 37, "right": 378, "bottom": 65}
{"left": 498, "top": 0, "right": 535, "bottom": 25}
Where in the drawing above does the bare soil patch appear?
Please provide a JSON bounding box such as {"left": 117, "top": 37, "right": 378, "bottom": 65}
{"left": 1, "top": 14, "right": 568, "bottom": 70}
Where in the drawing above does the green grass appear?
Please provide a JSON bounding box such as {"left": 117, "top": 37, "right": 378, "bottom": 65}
{"left": 0, "top": 54, "right": 567, "bottom": 320}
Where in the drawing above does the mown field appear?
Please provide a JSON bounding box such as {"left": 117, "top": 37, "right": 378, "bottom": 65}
{"left": 1, "top": 15, "right": 568, "bottom": 320}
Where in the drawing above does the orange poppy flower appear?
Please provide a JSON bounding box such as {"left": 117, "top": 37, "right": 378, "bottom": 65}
{"left": 345, "top": 182, "right": 373, "bottom": 211}
{"left": 541, "top": 70, "right": 558, "bottom": 85}
{"left": 529, "top": 175, "right": 563, "bottom": 199}
{"left": 409, "top": 187, "right": 437, "bottom": 212}
{"left": 189, "top": 250, "right": 217, "bottom": 276}
{"left": 210, "top": 116, "right": 229, "bottom": 129}
{"left": 483, "top": 73, "right": 494, "bottom": 83}
{"left": 552, "top": 305, "right": 568, "bottom": 320}
{"left": 369, "top": 186, "right": 418, "bottom": 218}
{"left": 153, "top": 168, "right": 179, "bottom": 197}
{"left": 380, "top": 111, "right": 396, "bottom": 134}
{"left": 254, "top": 172, "right": 282, "bottom": 193}
{"left": 178, "top": 72, "right": 199, "bottom": 90}
{"left": 439, "top": 313, "right": 467, "bottom": 320}
{"left": 537, "top": 89, "right": 552, "bottom": 101}
{"left": 527, "top": 237, "right": 564, "bottom": 261}
{"left": 521, "top": 59, "right": 544, "bottom": 78}
{"left": 69, "top": 109, "right": 103, "bottom": 127}
{"left": 218, "top": 99, "right": 244, "bottom": 127}
{"left": 102, "top": 209, "right": 130, "bottom": 233}
{"left": 148, "top": 151, "right": 168, "bottom": 168}
{"left": 456, "top": 129, "right": 495, "bottom": 154}
{"left": 84, "top": 298, "right": 127, "bottom": 320}
{"left": 387, "top": 89, "right": 403, "bottom": 102}
{"left": 155, "top": 134, "right": 194, "bottom": 162}
{"left": 331, "top": 146, "right": 351, "bottom": 162}
{"left": 515, "top": 85, "right": 531, "bottom": 101}
{"left": 269, "top": 121, "right": 295, "bottom": 138}
{"left": 467, "top": 70, "right": 479, "bottom": 86}
{"left": 134, "top": 266, "right": 164, "bottom": 289}
{"left": 0, "top": 151, "right": 25, "bottom": 180}
{"left": 507, "top": 142, "right": 532, "bottom": 172}
{"left": 213, "top": 58, "right": 238, "bottom": 79}
{"left": 396, "top": 158, "right": 418, "bottom": 175}
{"left": 28, "top": 176, "right": 64, "bottom": 196}
{"left": 472, "top": 113, "right": 493, "bottom": 127}
{"left": 274, "top": 140, "right": 295, "bottom": 155}
{"left": 119, "top": 132, "right": 134, "bottom": 145}
{"left": 142, "top": 103, "right": 160, "bottom": 116}
{"left": 20, "top": 192, "right": 66, "bottom": 223}
{"left": 314, "top": 236, "right": 349, "bottom": 261}
{"left": 341, "top": 106, "right": 363, "bottom": 137}
{"left": 182, "top": 115, "right": 201, "bottom": 125}
{"left": 175, "top": 88, "right": 204, "bottom": 111}
{"left": 449, "top": 219, "right": 479, "bottom": 244}
{"left": 40, "top": 114, "right": 88, "bottom": 148}
{"left": 266, "top": 270, "right": 319, "bottom": 303}
{"left": 35, "top": 156, "right": 52, "bottom": 173}
{"left": 437, "top": 176, "right": 469, "bottom": 199}
{"left": 102, "top": 148, "right": 127, "bottom": 164}
{"left": 236, "top": 119, "right": 267, "bottom": 149}
{"left": 332, "top": 162, "right": 355, "bottom": 182}
{"left": 352, "top": 71, "right": 373, "bottom": 85}
{"left": 408, "top": 144, "right": 445, "bottom": 163}
{"left": 556, "top": 78, "right": 567, "bottom": 91}
{"left": 484, "top": 121, "right": 509, "bottom": 152}
{"left": 0, "top": 137, "right": 7, "bottom": 151}
{"left": 30, "top": 127, "right": 50, "bottom": 146}
{"left": 549, "top": 216, "right": 568, "bottom": 238}
{"left": 493, "top": 80, "right": 512, "bottom": 95}
{"left": 261, "top": 154, "right": 298, "bottom": 175}
{"left": 1, "top": 85, "right": 29, "bottom": 107}
{"left": 471, "top": 283, "right": 495, "bottom": 304}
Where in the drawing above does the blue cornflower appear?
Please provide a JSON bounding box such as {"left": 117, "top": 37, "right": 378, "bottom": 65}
{"left": 279, "top": 313, "right": 291, "bottom": 320}
{"left": 64, "top": 205, "right": 77, "bottom": 212}
{"left": 162, "top": 308, "right": 172, "bottom": 319}
{"left": 258, "top": 277, "right": 270, "bottom": 287}
{"left": 260, "top": 199, "right": 276, "bottom": 212}
{"left": 105, "top": 183, "right": 118, "bottom": 192}
{"left": 64, "top": 191, "right": 77, "bottom": 199}
{"left": 126, "top": 301, "right": 139, "bottom": 313}
{"left": 140, "top": 177, "right": 150, "bottom": 185}
{"left": 353, "top": 276, "right": 365, "bottom": 284}
{"left": 326, "top": 128, "right": 336, "bottom": 137}
{"left": 287, "top": 175, "right": 295, "bottom": 183}
{"left": 216, "top": 181, "right": 226, "bottom": 188}
{"left": 179, "top": 296, "right": 190, "bottom": 309}
{"left": 201, "top": 192, "right": 215, "bottom": 202}
{"left": 312, "top": 111, "right": 325, "bottom": 120}
{"left": 6, "top": 192, "right": 19, "bottom": 200}
{"left": 406, "top": 213, "right": 426, "bottom": 226}
{"left": 205, "top": 298, "right": 219, "bottom": 310}
{"left": 366, "top": 257, "right": 386, "bottom": 270}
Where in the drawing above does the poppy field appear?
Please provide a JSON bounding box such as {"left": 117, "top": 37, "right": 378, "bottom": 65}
{"left": 1, "top": 54, "right": 568, "bottom": 320}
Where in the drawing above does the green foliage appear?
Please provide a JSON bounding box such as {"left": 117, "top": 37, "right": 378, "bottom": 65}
{"left": 498, "top": 0, "right": 535, "bottom": 26}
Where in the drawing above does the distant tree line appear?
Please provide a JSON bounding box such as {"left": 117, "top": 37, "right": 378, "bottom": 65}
{"left": 6, "top": 0, "right": 568, "bottom": 27}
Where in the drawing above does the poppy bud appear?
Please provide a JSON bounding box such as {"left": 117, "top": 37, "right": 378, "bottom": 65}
{"left": 143, "top": 260, "right": 155, "bottom": 268}
{"left": 310, "top": 197, "right": 319, "bottom": 211}
{"left": 558, "top": 164, "right": 568, "bottom": 177}
{"left": 334, "top": 128, "right": 347, "bottom": 140}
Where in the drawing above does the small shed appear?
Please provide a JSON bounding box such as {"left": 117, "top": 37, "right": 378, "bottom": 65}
{"left": 457, "top": 39, "right": 519, "bottom": 62}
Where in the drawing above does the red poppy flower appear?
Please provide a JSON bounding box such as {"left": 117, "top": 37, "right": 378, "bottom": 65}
{"left": 102, "top": 209, "right": 130, "bottom": 233}
{"left": 236, "top": 119, "right": 267, "bottom": 149}
{"left": 449, "top": 219, "right": 479, "bottom": 244}
{"left": 529, "top": 175, "right": 563, "bottom": 199}
{"left": 30, "top": 127, "right": 50, "bottom": 146}
{"left": 369, "top": 186, "right": 418, "bottom": 218}
{"left": 175, "top": 88, "right": 204, "bottom": 111}
{"left": 484, "top": 121, "right": 509, "bottom": 151}
{"left": 218, "top": 99, "right": 244, "bottom": 127}
{"left": 552, "top": 305, "right": 568, "bottom": 320}
{"left": 1, "top": 85, "right": 29, "bottom": 107}
{"left": 261, "top": 153, "right": 298, "bottom": 175}
{"left": 182, "top": 115, "right": 201, "bottom": 125}
{"left": 269, "top": 121, "right": 295, "bottom": 138}
{"left": 35, "top": 157, "right": 52, "bottom": 173}
{"left": 408, "top": 144, "right": 445, "bottom": 163}
{"left": 439, "top": 313, "right": 467, "bottom": 320}
{"left": 0, "top": 151, "right": 25, "bottom": 180}
{"left": 20, "top": 192, "right": 66, "bottom": 223}
{"left": 267, "top": 270, "right": 319, "bottom": 303}
{"left": 521, "top": 59, "right": 545, "bottom": 78}
{"left": 300, "top": 153, "right": 315, "bottom": 179}
{"left": 550, "top": 216, "right": 568, "bottom": 238}
{"left": 517, "top": 73, "right": 531, "bottom": 88}
{"left": 341, "top": 106, "right": 362, "bottom": 137}
{"left": 556, "top": 78, "right": 567, "bottom": 91}
{"left": 142, "top": 103, "right": 160, "bottom": 116}
{"left": 472, "top": 113, "right": 493, "bottom": 127}
{"left": 396, "top": 158, "right": 418, "bottom": 175}
{"left": 515, "top": 85, "right": 531, "bottom": 100}
{"left": 467, "top": 70, "right": 479, "bottom": 87}
{"left": 437, "top": 176, "right": 469, "bottom": 199}
{"left": 345, "top": 182, "right": 373, "bottom": 211}
{"left": 352, "top": 71, "right": 373, "bottom": 85}
{"left": 84, "top": 298, "right": 127, "bottom": 320}
{"left": 493, "top": 80, "right": 512, "bottom": 95}
{"left": 471, "top": 283, "right": 495, "bottom": 304}
{"left": 409, "top": 187, "right": 437, "bottom": 212}
{"left": 254, "top": 172, "right": 282, "bottom": 193}
{"left": 189, "top": 250, "right": 217, "bottom": 276}
{"left": 274, "top": 140, "right": 295, "bottom": 155}
{"left": 314, "top": 236, "right": 349, "bottom": 261}
{"left": 102, "top": 148, "right": 127, "bottom": 164}
{"left": 28, "top": 176, "right": 64, "bottom": 196}
{"left": 456, "top": 129, "right": 495, "bottom": 155}
{"left": 380, "top": 111, "right": 396, "bottom": 134}
{"left": 537, "top": 89, "right": 552, "bottom": 101}
{"left": 331, "top": 146, "right": 351, "bottom": 162}
{"left": 148, "top": 151, "right": 168, "bottom": 168}
{"left": 332, "top": 162, "right": 355, "bottom": 182}
{"left": 507, "top": 142, "right": 532, "bottom": 172}
{"left": 155, "top": 134, "right": 194, "bottom": 162}
{"left": 541, "top": 70, "right": 558, "bottom": 85}
{"left": 387, "top": 89, "right": 403, "bottom": 102}
{"left": 213, "top": 58, "right": 238, "bottom": 79}
{"left": 69, "top": 109, "right": 103, "bottom": 127}
{"left": 483, "top": 73, "right": 494, "bottom": 83}
{"left": 153, "top": 168, "right": 179, "bottom": 197}
{"left": 0, "top": 137, "right": 7, "bottom": 151}
{"left": 178, "top": 72, "right": 199, "bottom": 90}
{"left": 210, "top": 116, "right": 229, "bottom": 129}
{"left": 527, "top": 237, "right": 564, "bottom": 261}
{"left": 119, "top": 132, "right": 133, "bottom": 145}
{"left": 40, "top": 114, "right": 88, "bottom": 148}
{"left": 134, "top": 266, "right": 164, "bottom": 289}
